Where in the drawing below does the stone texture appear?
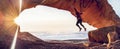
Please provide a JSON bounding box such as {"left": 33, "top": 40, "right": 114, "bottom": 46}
{"left": 0, "top": 0, "right": 120, "bottom": 30}
{"left": 0, "top": 0, "right": 120, "bottom": 49}
{"left": 83, "top": 42, "right": 102, "bottom": 47}
{"left": 88, "top": 25, "right": 120, "bottom": 43}
{"left": 0, "top": 31, "right": 87, "bottom": 49}
{"left": 22, "top": 0, "right": 120, "bottom": 28}
{"left": 90, "top": 40, "right": 120, "bottom": 49}
{"left": 0, "top": 0, "right": 119, "bottom": 34}
{"left": 107, "top": 40, "right": 120, "bottom": 49}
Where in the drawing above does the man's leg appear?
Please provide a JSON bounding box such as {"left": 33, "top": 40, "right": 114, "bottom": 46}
{"left": 80, "top": 22, "right": 86, "bottom": 31}
{"left": 76, "top": 21, "right": 82, "bottom": 31}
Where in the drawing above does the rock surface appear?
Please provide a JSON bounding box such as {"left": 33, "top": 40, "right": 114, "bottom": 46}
{"left": 0, "top": 0, "right": 120, "bottom": 49}
{"left": 1, "top": 31, "right": 120, "bottom": 49}
{"left": 0, "top": 0, "right": 120, "bottom": 30}
{"left": 90, "top": 40, "right": 120, "bottom": 49}
{"left": 22, "top": 0, "right": 120, "bottom": 28}
{"left": 0, "top": 31, "right": 88, "bottom": 49}
{"left": 88, "top": 25, "right": 120, "bottom": 43}
{"left": 107, "top": 40, "right": 120, "bottom": 49}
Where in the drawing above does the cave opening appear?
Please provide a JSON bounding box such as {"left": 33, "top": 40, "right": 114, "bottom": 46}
{"left": 14, "top": 5, "right": 97, "bottom": 40}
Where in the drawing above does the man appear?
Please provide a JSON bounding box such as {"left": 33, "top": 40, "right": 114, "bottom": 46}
{"left": 74, "top": 8, "right": 86, "bottom": 31}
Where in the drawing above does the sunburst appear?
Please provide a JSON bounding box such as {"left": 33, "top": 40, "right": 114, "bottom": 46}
{"left": 10, "top": 26, "right": 19, "bottom": 49}
{"left": 11, "top": 0, "right": 22, "bottom": 49}
{"left": 19, "top": 0, "right": 22, "bottom": 12}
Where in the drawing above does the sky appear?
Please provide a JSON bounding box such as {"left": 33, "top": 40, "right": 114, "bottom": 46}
{"left": 15, "top": 0, "right": 120, "bottom": 40}
{"left": 108, "top": 0, "right": 120, "bottom": 16}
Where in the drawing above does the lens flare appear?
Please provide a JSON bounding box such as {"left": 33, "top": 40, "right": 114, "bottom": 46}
{"left": 19, "top": 0, "right": 22, "bottom": 12}
{"left": 14, "top": 17, "right": 21, "bottom": 26}
{"left": 11, "top": 0, "right": 22, "bottom": 49}
{"left": 10, "top": 26, "right": 19, "bottom": 49}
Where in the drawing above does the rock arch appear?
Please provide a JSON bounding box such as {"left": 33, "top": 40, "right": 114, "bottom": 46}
{"left": 0, "top": 0, "right": 120, "bottom": 44}
{"left": 1, "top": 0, "right": 120, "bottom": 31}
{"left": 21, "top": 0, "right": 120, "bottom": 28}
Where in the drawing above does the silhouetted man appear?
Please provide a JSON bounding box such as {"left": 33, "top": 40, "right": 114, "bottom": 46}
{"left": 74, "top": 8, "right": 86, "bottom": 31}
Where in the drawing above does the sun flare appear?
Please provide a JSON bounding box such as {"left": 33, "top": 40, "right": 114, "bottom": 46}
{"left": 14, "top": 17, "right": 22, "bottom": 25}
{"left": 19, "top": 0, "right": 22, "bottom": 12}
{"left": 10, "top": 26, "right": 19, "bottom": 49}
{"left": 11, "top": 0, "right": 22, "bottom": 49}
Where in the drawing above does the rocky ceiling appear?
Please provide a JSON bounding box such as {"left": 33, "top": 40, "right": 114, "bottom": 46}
{"left": 0, "top": 0, "right": 120, "bottom": 35}
{"left": 1, "top": 0, "right": 120, "bottom": 49}
{"left": 21, "top": 0, "right": 120, "bottom": 28}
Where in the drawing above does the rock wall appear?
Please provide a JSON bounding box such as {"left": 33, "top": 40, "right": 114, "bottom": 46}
{"left": 88, "top": 25, "right": 120, "bottom": 43}
{"left": 22, "top": 0, "right": 120, "bottom": 28}
{"left": 0, "top": 0, "right": 120, "bottom": 49}
{"left": 0, "top": 0, "right": 120, "bottom": 34}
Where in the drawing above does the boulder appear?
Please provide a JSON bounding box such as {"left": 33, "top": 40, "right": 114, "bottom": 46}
{"left": 83, "top": 42, "right": 102, "bottom": 47}
{"left": 90, "top": 44, "right": 107, "bottom": 49}
{"left": 0, "top": 0, "right": 120, "bottom": 49}
{"left": 107, "top": 40, "right": 120, "bottom": 49}
{"left": 88, "top": 25, "right": 120, "bottom": 43}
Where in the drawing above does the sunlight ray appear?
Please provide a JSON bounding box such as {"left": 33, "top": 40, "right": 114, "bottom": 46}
{"left": 11, "top": 0, "right": 22, "bottom": 49}
{"left": 10, "top": 26, "right": 19, "bottom": 49}
{"left": 19, "top": 0, "right": 22, "bottom": 12}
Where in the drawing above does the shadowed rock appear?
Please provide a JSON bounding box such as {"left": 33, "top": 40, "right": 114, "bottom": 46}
{"left": 107, "top": 40, "right": 120, "bottom": 49}
{"left": 21, "top": 0, "right": 120, "bottom": 28}
{"left": 16, "top": 32, "right": 87, "bottom": 49}
{"left": 0, "top": 0, "right": 120, "bottom": 30}
{"left": 88, "top": 25, "right": 120, "bottom": 43}
{"left": 0, "top": 0, "right": 120, "bottom": 49}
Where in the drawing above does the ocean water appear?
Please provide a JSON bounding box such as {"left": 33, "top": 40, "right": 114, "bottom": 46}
{"left": 29, "top": 31, "right": 88, "bottom": 40}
